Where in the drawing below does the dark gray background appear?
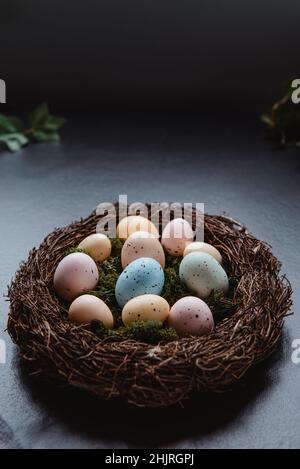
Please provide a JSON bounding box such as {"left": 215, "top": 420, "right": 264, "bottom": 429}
{"left": 0, "top": 0, "right": 299, "bottom": 112}
{"left": 0, "top": 0, "right": 300, "bottom": 450}
{"left": 0, "top": 114, "right": 299, "bottom": 448}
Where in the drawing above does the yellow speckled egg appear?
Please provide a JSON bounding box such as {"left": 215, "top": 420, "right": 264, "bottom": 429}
{"left": 121, "top": 233, "right": 165, "bottom": 268}
{"left": 183, "top": 241, "right": 222, "bottom": 264}
{"left": 69, "top": 294, "right": 114, "bottom": 327}
{"left": 117, "top": 216, "right": 159, "bottom": 239}
{"left": 161, "top": 218, "right": 194, "bottom": 256}
{"left": 78, "top": 233, "right": 111, "bottom": 263}
{"left": 122, "top": 294, "right": 170, "bottom": 326}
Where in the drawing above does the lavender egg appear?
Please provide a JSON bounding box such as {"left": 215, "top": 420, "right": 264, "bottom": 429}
{"left": 53, "top": 252, "right": 99, "bottom": 302}
{"left": 168, "top": 296, "right": 214, "bottom": 337}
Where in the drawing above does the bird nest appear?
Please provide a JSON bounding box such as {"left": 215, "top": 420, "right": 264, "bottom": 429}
{"left": 7, "top": 207, "right": 292, "bottom": 407}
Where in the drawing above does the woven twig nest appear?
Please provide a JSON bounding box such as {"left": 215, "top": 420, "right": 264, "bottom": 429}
{"left": 7, "top": 207, "right": 292, "bottom": 407}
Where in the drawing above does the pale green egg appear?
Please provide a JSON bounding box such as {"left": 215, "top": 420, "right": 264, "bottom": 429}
{"left": 179, "top": 252, "right": 228, "bottom": 299}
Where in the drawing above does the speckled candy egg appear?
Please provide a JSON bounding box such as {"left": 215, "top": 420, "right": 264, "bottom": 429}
{"left": 122, "top": 294, "right": 170, "bottom": 326}
{"left": 117, "top": 216, "right": 159, "bottom": 239}
{"left": 168, "top": 296, "right": 214, "bottom": 337}
{"left": 78, "top": 233, "right": 111, "bottom": 263}
{"left": 183, "top": 241, "right": 222, "bottom": 264}
{"left": 53, "top": 252, "right": 99, "bottom": 302}
{"left": 121, "top": 232, "right": 165, "bottom": 268}
{"left": 161, "top": 218, "right": 194, "bottom": 256}
{"left": 69, "top": 294, "right": 114, "bottom": 328}
{"left": 129, "top": 230, "right": 156, "bottom": 239}
{"left": 179, "top": 252, "right": 229, "bottom": 299}
{"left": 115, "top": 257, "right": 164, "bottom": 308}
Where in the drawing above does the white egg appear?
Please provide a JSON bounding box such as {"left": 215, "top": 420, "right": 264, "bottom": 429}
{"left": 183, "top": 241, "right": 222, "bottom": 264}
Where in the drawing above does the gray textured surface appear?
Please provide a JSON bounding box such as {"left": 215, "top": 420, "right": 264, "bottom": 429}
{"left": 0, "top": 114, "right": 299, "bottom": 449}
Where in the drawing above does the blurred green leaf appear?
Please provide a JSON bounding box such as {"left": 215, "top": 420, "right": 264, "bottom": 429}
{"left": 0, "top": 103, "right": 66, "bottom": 153}
{"left": 0, "top": 132, "right": 29, "bottom": 152}
{"left": 7, "top": 116, "right": 24, "bottom": 131}
{"left": 29, "top": 102, "right": 49, "bottom": 129}
{"left": 0, "top": 114, "right": 24, "bottom": 133}
{"left": 32, "top": 130, "right": 60, "bottom": 142}
{"left": 43, "top": 115, "right": 66, "bottom": 131}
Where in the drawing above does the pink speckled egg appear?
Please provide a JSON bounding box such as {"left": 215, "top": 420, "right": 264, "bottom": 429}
{"left": 161, "top": 218, "right": 194, "bottom": 256}
{"left": 168, "top": 296, "right": 214, "bottom": 337}
{"left": 53, "top": 252, "right": 99, "bottom": 302}
{"left": 121, "top": 232, "right": 165, "bottom": 268}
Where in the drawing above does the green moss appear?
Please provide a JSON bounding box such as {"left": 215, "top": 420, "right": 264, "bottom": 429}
{"left": 64, "top": 247, "right": 86, "bottom": 256}
{"left": 91, "top": 319, "right": 178, "bottom": 344}
{"left": 206, "top": 277, "right": 237, "bottom": 322}
{"left": 162, "top": 254, "right": 190, "bottom": 305}
{"left": 91, "top": 251, "right": 123, "bottom": 327}
{"left": 110, "top": 237, "right": 124, "bottom": 257}
{"left": 129, "top": 319, "right": 178, "bottom": 343}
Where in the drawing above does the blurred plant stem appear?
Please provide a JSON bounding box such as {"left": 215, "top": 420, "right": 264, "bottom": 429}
{"left": 261, "top": 81, "right": 300, "bottom": 147}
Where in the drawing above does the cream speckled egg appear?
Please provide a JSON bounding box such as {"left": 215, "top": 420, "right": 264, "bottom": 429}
{"left": 121, "top": 233, "right": 165, "bottom": 268}
{"left": 161, "top": 218, "right": 194, "bottom": 256}
{"left": 179, "top": 252, "right": 228, "bottom": 299}
{"left": 168, "top": 296, "right": 214, "bottom": 337}
{"left": 130, "top": 230, "right": 156, "bottom": 239}
{"left": 183, "top": 241, "right": 222, "bottom": 264}
{"left": 122, "top": 294, "right": 170, "bottom": 326}
{"left": 69, "top": 294, "right": 114, "bottom": 327}
{"left": 53, "top": 252, "right": 99, "bottom": 302}
{"left": 117, "top": 216, "right": 159, "bottom": 239}
{"left": 78, "top": 233, "right": 111, "bottom": 263}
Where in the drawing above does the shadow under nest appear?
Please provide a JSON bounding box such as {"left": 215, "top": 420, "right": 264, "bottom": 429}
{"left": 7, "top": 206, "right": 292, "bottom": 407}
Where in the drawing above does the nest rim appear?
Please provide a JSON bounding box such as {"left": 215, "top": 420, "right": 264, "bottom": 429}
{"left": 7, "top": 206, "right": 292, "bottom": 407}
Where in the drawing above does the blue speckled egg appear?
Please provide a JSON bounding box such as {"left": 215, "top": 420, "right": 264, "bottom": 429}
{"left": 179, "top": 252, "right": 228, "bottom": 299}
{"left": 115, "top": 257, "right": 164, "bottom": 308}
